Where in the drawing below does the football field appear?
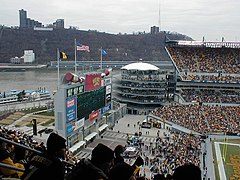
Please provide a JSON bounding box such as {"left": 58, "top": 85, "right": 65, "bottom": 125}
{"left": 214, "top": 140, "right": 240, "bottom": 180}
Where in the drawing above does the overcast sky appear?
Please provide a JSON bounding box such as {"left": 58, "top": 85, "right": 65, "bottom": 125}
{"left": 1, "top": 0, "right": 240, "bottom": 41}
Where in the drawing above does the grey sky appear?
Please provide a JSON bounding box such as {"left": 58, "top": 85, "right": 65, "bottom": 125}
{"left": 1, "top": 0, "right": 240, "bottom": 41}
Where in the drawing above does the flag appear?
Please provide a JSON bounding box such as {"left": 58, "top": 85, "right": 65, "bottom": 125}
{"left": 102, "top": 49, "right": 107, "bottom": 55}
{"left": 76, "top": 42, "right": 90, "bottom": 52}
{"left": 59, "top": 51, "right": 68, "bottom": 60}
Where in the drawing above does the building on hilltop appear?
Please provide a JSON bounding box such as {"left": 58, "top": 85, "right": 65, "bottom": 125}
{"left": 19, "top": 9, "right": 42, "bottom": 28}
{"left": 151, "top": 26, "right": 160, "bottom": 34}
{"left": 53, "top": 19, "right": 64, "bottom": 29}
{"left": 19, "top": 9, "right": 27, "bottom": 28}
{"left": 19, "top": 9, "right": 64, "bottom": 29}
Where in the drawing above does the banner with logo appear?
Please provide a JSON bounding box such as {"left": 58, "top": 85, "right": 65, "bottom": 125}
{"left": 66, "top": 97, "right": 77, "bottom": 123}
{"left": 101, "top": 104, "right": 112, "bottom": 114}
{"left": 66, "top": 118, "right": 85, "bottom": 135}
{"left": 89, "top": 110, "right": 100, "bottom": 121}
{"left": 85, "top": 74, "right": 102, "bottom": 91}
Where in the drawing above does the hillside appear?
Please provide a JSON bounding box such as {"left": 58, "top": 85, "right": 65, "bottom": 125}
{"left": 0, "top": 28, "right": 192, "bottom": 63}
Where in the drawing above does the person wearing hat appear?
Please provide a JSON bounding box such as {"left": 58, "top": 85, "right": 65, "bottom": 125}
{"left": 172, "top": 163, "right": 201, "bottom": 180}
{"left": 114, "top": 145, "right": 125, "bottom": 165}
{"left": 113, "top": 145, "right": 144, "bottom": 176}
{"left": 21, "top": 132, "right": 67, "bottom": 180}
{"left": 68, "top": 143, "right": 114, "bottom": 180}
{"left": 109, "top": 162, "right": 137, "bottom": 180}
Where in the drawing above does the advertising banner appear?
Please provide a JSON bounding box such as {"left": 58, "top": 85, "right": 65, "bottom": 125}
{"left": 106, "top": 85, "right": 111, "bottom": 94}
{"left": 101, "top": 103, "right": 112, "bottom": 114}
{"left": 66, "top": 118, "right": 85, "bottom": 135}
{"left": 74, "top": 118, "right": 85, "bottom": 130}
{"left": 89, "top": 110, "right": 100, "bottom": 121}
{"left": 85, "top": 74, "right": 102, "bottom": 91}
{"left": 66, "top": 97, "right": 77, "bottom": 123}
{"left": 67, "top": 124, "right": 73, "bottom": 135}
{"left": 101, "top": 78, "right": 112, "bottom": 86}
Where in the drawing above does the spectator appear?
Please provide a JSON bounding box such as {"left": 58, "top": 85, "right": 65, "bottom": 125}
{"left": 132, "top": 156, "right": 144, "bottom": 175}
{"left": 109, "top": 162, "right": 136, "bottom": 180}
{"left": 114, "top": 145, "right": 125, "bottom": 165}
{"left": 151, "top": 104, "right": 239, "bottom": 135}
{"left": 21, "top": 133, "right": 66, "bottom": 180}
{"left": 0, "top": 142, "right": 24, "bottom": 178}
{"left": 172, "top": 163, "right": 201, "bottom": 180}
{"left": 68, "top": 143, "right": 114, "bottom": 180}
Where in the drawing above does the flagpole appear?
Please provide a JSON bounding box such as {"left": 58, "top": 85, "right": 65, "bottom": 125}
{"left": 57, "top": 48, "right": 60, "bottom": 90}
{"left": 74, "top": 38, "right": 77, "bottom": 74}
{"left": 100, "top": 47, "right": 103, "bottom": 70}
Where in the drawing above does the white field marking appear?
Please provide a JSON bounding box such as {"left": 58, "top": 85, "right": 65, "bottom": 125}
{"left": 214, "top": 142, "right": 240, "bottom": 180}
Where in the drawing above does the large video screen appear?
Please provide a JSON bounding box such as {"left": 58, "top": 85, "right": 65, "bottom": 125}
{"left": 77, "top": 87, "right": 106, "bottom": 120}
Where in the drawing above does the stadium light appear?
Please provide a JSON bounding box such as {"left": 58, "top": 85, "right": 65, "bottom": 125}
{"left": 64, "top": 72, "right": 85, "bottom": 84}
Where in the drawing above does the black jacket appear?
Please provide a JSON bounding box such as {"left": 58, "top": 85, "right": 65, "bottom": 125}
{"left": 114, "top": 156, "right": 124, "bottom": 165}
{"left": 21, "top": 152, "right": 65, "bottom": 180}
{"left": 68, "top": 158, "right": 108, "bottom": 180}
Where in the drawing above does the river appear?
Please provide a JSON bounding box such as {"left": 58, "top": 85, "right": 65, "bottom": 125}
{"left": 0, "top": 68, "right": 78, "bottom": 94}
{"left": 0, "top": 68, "right": 120, "bottom": 94}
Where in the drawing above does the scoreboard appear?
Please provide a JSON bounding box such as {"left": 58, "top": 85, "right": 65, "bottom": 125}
{"left": 54, "top": 72, "right": 112, "bottom": 148}
{"left": 77, "top": 87, "right": 106, "bottom": 120}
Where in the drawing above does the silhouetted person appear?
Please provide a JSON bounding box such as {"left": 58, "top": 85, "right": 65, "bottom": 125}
{"left": 68, "top": 143, "right": 114, "bottom": 180}
{"left": 172, "top": 163, "right": 201, "bottom": 180}
{"left": 109, "top": 162, "right": 136, "bottom": 180}
{"left": 114, "top": 145, "right": 125, "bottom": 165}
{"left": 21, "top": 133, "right": 66, "bottom": 180}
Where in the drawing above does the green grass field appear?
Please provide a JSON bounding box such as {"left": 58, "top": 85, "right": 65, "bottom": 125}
{"left": 213, "top": 139, "right": 240, "bottom": 180}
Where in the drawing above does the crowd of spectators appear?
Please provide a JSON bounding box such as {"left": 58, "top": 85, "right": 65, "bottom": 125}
{"left": 181, "top": 89, "right": 219, "bottom": 103}
{"left": 168, "top": 46, "right": 240, "bottom": 74}
{"left": 182, "top": 74, "right": 240, "bottom": 82}
{"left": 151, "top": 104, "right": 239, "bottom": 135}
{"left": 122, "top": 75, "right": 166, "bottom": 82}
{"left": 0, "top": 122, "right": 204, "bottom": 179}
{"left": 220, "top": 90, "right": 240, "bottom": 103}
{"left": 168, "top": 46, "right": 240, "bottom": 82}
{"left": 181, "top": 89, "right": 240, "bottom": 104}
{"left": 122, "top": 89, "right": 165, "bottom": 95}
{"left": 0, "top": 126, "right": 192, "bottom": 180}
{"left": 121, "top": 82, "right": 166, "bottom": 89}
{"left": 138, "top": 131, "right": 201, "bottom": 178}
{"left": 181, "top": 74, "right": 240, "bottom": 82}
{"left": 120, "top": 94, "right": 166, "bottom": 104}
{"left": 0, "top": 127, "right": 78, "bottom": 179}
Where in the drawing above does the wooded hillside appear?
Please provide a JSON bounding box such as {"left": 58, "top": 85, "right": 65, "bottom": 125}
{"left": 0, "top": 28, "right": 192, "bottom": 63}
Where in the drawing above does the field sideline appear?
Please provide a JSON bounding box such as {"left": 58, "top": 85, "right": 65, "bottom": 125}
{"left": 214, "top": 140, "right": 240, "bottom": 180}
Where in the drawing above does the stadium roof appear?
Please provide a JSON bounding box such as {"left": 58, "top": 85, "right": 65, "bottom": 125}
{"left": 121, "top": 62, "right": 159, "bottom": 71}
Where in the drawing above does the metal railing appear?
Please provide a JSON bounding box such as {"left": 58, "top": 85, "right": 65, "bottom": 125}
{"left": 0, "top": 136, "right": 75, "bottom": 175}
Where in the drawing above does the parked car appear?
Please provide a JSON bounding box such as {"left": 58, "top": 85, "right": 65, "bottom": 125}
{"left": 141, "top": 121, "right": 152, "bottom": 129}
{"left": 122, "top": 146, "right": 139, "bottom": 158}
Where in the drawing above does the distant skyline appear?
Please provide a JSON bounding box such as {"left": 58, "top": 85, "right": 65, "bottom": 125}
{"left": 1, "top": 0, "right": 240, "bottom": 41}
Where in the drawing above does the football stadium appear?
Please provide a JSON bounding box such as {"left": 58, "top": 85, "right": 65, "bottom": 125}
{"left": 0, "top": 41, "right": 239, "bottom": 180}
